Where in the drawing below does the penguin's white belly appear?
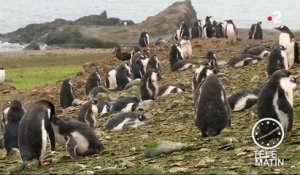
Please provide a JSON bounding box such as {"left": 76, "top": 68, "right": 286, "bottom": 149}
{"left": 233, "top": 94, "right": 257, "bottom": 111}
{"left": 273, "top": 91, "right": 289, "bottom": 131}
{"left": 0, "top": 70, "right": 5, "bottom": 82}
{"left": 40, "top": 119, "right": 48, "bottom": 161}
{"left": 111, "top": 118, "right": 131, "bottom": 131}
{"left": 279, "top": 33, "right": 294, "bottom": 67}
{"left": 107, "top": 70, "right": 117, "bottom": 89}
{"left": 100, "top": 105, "right": 109, "bottom": 117}
{"left": 121, "top": 103, "right": 135, "bottom": 112}
{"left": 226, "top": 25, "right": 237, "bottom": 43}
{"left": 71, "top": 131, "right": 89, "bottom": 154}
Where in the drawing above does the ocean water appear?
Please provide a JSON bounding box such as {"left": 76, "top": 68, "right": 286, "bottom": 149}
{"left": 0, "top": 0, "right": 299, "bottom": 51}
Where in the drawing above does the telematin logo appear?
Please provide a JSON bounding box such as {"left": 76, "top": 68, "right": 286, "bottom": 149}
{"left": 251, "top": 118, "right": 285, "bottom": 167}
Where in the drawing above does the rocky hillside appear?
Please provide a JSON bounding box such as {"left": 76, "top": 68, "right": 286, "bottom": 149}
{"left": 0, "top": 0, "right": 197, "bottom": 49}
{"left": 1, "top": 35, "right": 300, "bottom": 173}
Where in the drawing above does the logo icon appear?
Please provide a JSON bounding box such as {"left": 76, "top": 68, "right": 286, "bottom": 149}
{"left": 252, "top": 118, "right": 284, "bottom": 150}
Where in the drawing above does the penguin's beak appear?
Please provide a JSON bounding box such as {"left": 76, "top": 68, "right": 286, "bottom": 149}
{"left": 274, "top": 27, "right": 280, "bottom": 30}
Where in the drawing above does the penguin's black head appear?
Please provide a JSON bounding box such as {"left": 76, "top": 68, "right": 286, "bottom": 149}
{"left": 274, "top": 25, "right": 289, "bottom": 32}
{"left": 138, "top": 114, "right": 147, "bottom": 121}
{"left": 10, "top": 99, "right": 22, "bottom": 110}
{"left": 257, "top": 21, "right": 262, "bottom": 25}
{"left": 213, "top": 20, "right": 217, "bottom": 25}
{"left": 271, "top": 70, "right": 293, "bottom": 81}
{"left": 206, "top": 51, "right": 214, "bottom": 59}
{"left": 0, "top": 66, "right": 3, "bottom": 70}
{"left": 279, "top": 45, "right": 286, "bottom": 50}
{"left": 92, "top": 99, "right": 98, "bottom": 105}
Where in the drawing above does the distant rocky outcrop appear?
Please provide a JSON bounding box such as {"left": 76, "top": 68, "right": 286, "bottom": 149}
{"left": 1, "top": 0, "right": 197, "bottom": 49}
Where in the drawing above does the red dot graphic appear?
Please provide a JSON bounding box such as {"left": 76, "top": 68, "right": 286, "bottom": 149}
{"left": 267, "top": 16, "right": 273, "bottom": 21}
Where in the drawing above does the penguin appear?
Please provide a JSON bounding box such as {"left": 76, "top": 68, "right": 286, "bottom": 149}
{"left": 97, "top": 100, "right": 111, "bottom": 117}
{"left": 248, "top": 22, "right": 263, "bottom": 40}
{"left": 116, "top": 62, "right": 132, "bottom": 90}
{"left": 105, "top": 67, "right": 117, "bottom": 90}
{"left": 115, "top": 46, "right": 131, "bottom": 61}
{"left": 169, "top": 43, "right": 194, "bottom": 71}
{"left": 87, "top": 85, "right": 110, "bottom": 100}
{"left": 60, "top": 79, "right": 75, "bottom": 109}
{"left": 0, "top": 66, "right": 5, "bottom": 83}
{"left": 140, "top": 69, "right": 159, "bottom": 100}
{"left": 172, "top": 29, "right": 180, "bottom": 41}
{"left": 203, "top": 16, "right": 214, "bottom": 39}
{"left": 1, "top": 100, "right": 11, "bottom": 133}
{"left": 191, "top": 20, "right": 202, "bottom": 39}
{"left": 227, "top": 54, "right": 262, "bottom": 68}
{"left": 194, "top": 73, "right": 231, "bottom": 137}
{"left": 139, "top": 31, "right": 149, "bottom": 48}
{"left": 225, "top": 19, "right": 239, "bottom": 43}
{"left": 217, "top": 22, "right": 225, "bottom": 38}
{"left": 212, "top": 20, "right": 219, "bottom": 38}
{"left": 130, "top": 50, "right": 142, "bottom": 68}
{"left": 274, "top": 25, "right": 300, "bottom": 67}
{"left": 105, "top": 112, "right": 147, "bottom": 131}
{"left": 78, "top": 100, "right": 98, "bottom": 128}
{"left": 85, "top": 71, "right": 101, "bottom": 95}
{"left": 146, "top": 55, "right": 162, "bottom": 80}
{"left": 180, "top": 36, "right": 192, "bottom": 59}
{"left": 16, "top": 100, "right": 56, "bottom": 173}
{"left": 257, "top": 70, "right": 296, "bottom": 141}
{"left": 132, "top": 53, "right": 149, "bottom": 79}
{"left": 248, "top": 24, "right": 255, "bottom": 39}
{"left": 192, "top": 65, "right": 214, "bottom": 92}
{"left": 242, "top": 44, "right": 270, "bottom": 58}
{"left": 201, "top": 51, "right": 219, "bottom": 74}
{"left": 179, "top": 21, "right": 190, "bottom": 40}
{"left": 51, "top": 116, "right": 103, "bottom": 158}
{"left": 110, "top": 97, "right": 141, "bottom": 114}
{"left": 2, "top": 99, "right": 25, "bottom": 158}
{"left": 267, "top": 45, "right": 288, "bottom": 77}
{"left": 228, "top": 88, "right": 260, "bottom": 112}
{"left": 158, "top": 84, "right": 184, "bottom": 97}
{"left": 130, "top": 47, "right": 142, "bottom": 63}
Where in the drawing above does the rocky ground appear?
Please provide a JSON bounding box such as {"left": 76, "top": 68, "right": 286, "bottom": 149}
{"left": 1, "top": 35, "right": 300, "bottom": 174}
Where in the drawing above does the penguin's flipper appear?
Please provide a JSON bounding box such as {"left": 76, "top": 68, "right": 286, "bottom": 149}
{"left": 65, "top": 135, "right": 78, "bottom": 159}
{"left": 45, "top": 120, "right": 56, "bottom": 151}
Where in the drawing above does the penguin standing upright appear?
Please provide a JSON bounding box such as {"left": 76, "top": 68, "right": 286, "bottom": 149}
{"left": 218, "top": 22, "right": 225, "bottom": 38}
{"left": 51, "top": 116, "right": 104, "bottom": 158}
{"left": 146, "top": 55, "right": 162, "bottom": 80}
{"left": 140, "top": 69, "right": 159, "bottom": 100}
{"left": 78, "top": 100, "right": 98, "bottom": 128}
{"left": 116, "top": 62, "right": 132, "bottom": 90}
{"left": 169, "top": 43, "right": 194, "bottom": 71}
{"left": 132, "top": 53, "right": 149, "bottom": 79}
{"left": 194, "top": 74, "right": 231, "bottom": 137}
{"left": 0, "top": 66, "right": 5, "bottom": 83}
{"left": 212, "top": 20, "right": 219, "bottom": 38}
{"left": 105, "top": 67, "right": 117, "bottom": 90}
{"left": 191, "top": 20, "right": 202, "bottom": 39}
{"left": 139, "top": 31, "right": 149, "bottom": 48}
{"left": 257, "top": 70, "right": 296, "bottom": 141}
{"left": 179, "top": 21, "right": 190, "bottom": 40}
{"left": 180, "top": 36, "right": 192, "bottom": 59}
{"left": 16, "top": 100, "right": 56, "bottom": 172}
{"left": 1, "top": 100, "right": 11, "bottom": 133}
{"left": 86, "top": 71, "right": 101, "bottom": 95}
{"left": 60, "top": 79, "right": 75, "bottom": 109}
{"left": 248, "top": 24, "right": 256, "bottom": 39}
{"left": 252, "top": 22, "right": 263, "bottom": 40}
{"left": 192, "top": 65, "right": 214, "bottom": 91}
{"left": 267, "top": 45, "right": 288, "bottom": 77}
{"left": 225, "top": 19, "right": 239, "bottom": 43}
{"left": 274, "top": 25, "right": 300, "bottom": 67}
{"left": 201, "top": 51, "right": 219, "bottom": 74}
{"left": 3, "top": 99, "right": 25, "bottom": 158}
{"left": 203, "top": 16, "right": 214, "bottom": 39}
